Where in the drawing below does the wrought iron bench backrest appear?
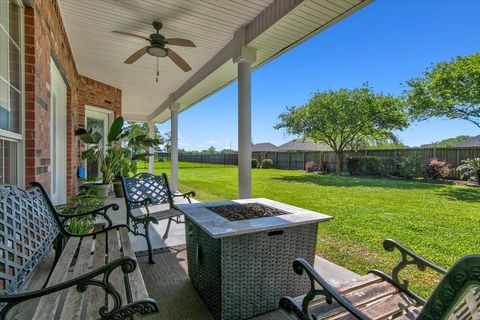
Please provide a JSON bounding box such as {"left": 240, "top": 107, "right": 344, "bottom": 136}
{"left": 0, "top": 184, "right": 61, "bottom": 295}
{"left": 121, "top": 173, "right": 174, "bottom": 209}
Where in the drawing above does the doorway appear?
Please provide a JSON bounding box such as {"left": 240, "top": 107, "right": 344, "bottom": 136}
{"left": 50, "top": 59, "right": 67, "bottom": 204}
{"left": 85, "top": 106, "right": 113, "bottom": 180}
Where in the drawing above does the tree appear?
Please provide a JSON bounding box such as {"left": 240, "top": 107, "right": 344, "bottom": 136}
{"left": 275, "top": 85, "right": 407, "bottom": 172}
{"left": 204, "top": 146, "right": 217, "bottom": 155}
{"left": 428, "top": 135, "right": 472, "bottom": 148}
{"left": 405, "top": 52, "right": 480, "bottom": 128}
{"left": 124, "top": 122, "right": 164, "bottom": 156}
{"left": 360, "top": 137, "right": 408, "bottom": 150}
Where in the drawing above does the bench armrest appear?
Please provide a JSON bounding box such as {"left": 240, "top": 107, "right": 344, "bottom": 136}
{"left": 0, "top": 256, "right": 158, "bottom": 318}
{"left": 173, "top": 191, "right": 195, "bottom": 203}
{"left": 280, "top": 258, "right": 370, "bottom": 320}
{"left": 57, "top": 203, "right": 119, "bottom": 228}
{"left": 369, "top": 239, "right": 447, "bottom": 304}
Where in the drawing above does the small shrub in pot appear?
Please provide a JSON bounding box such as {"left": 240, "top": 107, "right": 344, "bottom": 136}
{"left": 425, "top": 158, "right": 451, "bottom": 179}
{"left": 261, "top": 158, "right": 274, "bottom": 169}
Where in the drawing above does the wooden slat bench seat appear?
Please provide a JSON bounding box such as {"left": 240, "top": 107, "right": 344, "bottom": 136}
{"left": 280, "top": 239, "right": 479, "bottom": 320}
{"left": 0, "top": 183, "right": 159, "bottom": 320}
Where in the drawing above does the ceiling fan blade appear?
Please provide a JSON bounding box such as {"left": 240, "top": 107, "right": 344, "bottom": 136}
{"left": 165, "top": 38, "right": 196, "bottom": 47}
{"left": 112, "top": 31, "right": 150, "bottom": 41}
{"left": 166, "top": 49, "right": 192, "bottom": 72}
{"left": 124, "top": 46, "right": 148, "bottom": 64}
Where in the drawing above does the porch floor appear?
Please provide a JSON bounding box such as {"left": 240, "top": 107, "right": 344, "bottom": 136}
{"left": 110, "top": 196, "right": 360, "bottom": 319}
{"left": 12, "top": 196, "right": 359, "bottom": 319}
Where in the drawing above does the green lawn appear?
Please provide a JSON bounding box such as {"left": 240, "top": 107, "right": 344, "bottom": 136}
{"left": 138, "top": 161, "right": 480, "bottom": 296}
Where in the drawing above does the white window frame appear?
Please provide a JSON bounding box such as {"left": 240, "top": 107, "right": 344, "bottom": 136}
{"left": 0, "top": 0, "right": 25, "bottom": 187}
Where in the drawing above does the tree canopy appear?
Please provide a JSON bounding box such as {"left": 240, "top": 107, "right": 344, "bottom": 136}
{"left": 404, "top": 52, "right": 480, "bottom": 127}
{"left": 275, "top": 85, "right": 408, "bottom": 171}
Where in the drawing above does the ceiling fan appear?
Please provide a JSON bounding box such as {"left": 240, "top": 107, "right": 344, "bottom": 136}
{"left": 113, "top": 21, "right": 195, "bottom": 74}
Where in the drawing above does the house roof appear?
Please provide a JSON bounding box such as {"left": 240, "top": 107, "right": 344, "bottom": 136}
{"left": 252, "top": 143, "right": 278, "bottom": 152}
{"left": 278, "top": 139, "right": 332, "bottom": 152}
{"left": 57, "top": 0, "right": 372, "bottom": 122}
{"left": 453, "top": 135, "right": 480, "bottom": 148}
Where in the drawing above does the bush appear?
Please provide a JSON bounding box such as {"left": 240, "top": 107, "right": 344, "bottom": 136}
{"left": 347, "top": 156, "right": 383, "bottom": 176}
{"left": 251, "top": 158, "right": 259, "bottom": 168}
{"left": 425, "top": 158, "right": 451, "bottom": 179}
{"left": 397, "top": 154, "right": 424, "bottom": 178}
{"left": 319, "top": 161, "right": 330, "bottom": 173}
{"left": 305, "top": 161, "right": 315, "bottom": 172}
{"left": 457, "top": 158, "right": 480, "bottom": 183}
{"left": 261, "top": 158, "right": 274, "bottom": 169}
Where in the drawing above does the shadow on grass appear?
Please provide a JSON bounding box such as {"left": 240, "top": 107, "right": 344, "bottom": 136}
{"left": 439, "top": 187, "right": 480, "bottom": 203}
{"left": 271, "top": 174, "right": 447, "bottom": 190}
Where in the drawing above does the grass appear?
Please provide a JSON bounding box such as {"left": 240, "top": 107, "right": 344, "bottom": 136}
{"left": 138, "top": 161, "right": 480, "bottom": 296}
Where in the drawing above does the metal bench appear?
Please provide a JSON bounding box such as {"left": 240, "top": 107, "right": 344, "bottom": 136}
{"left": 280, "top": 239, "right": 479, "bottom": 320}
{"left": 120, "top": 173, "right": 195, "bottom": 264}
{"left": 0, "top": 183, "right": 159, "bottom": 320}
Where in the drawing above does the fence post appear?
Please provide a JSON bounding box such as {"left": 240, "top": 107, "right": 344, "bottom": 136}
{"left": 288, "top": 152, "right": 291, "bottom": 170}
{"left": 275, "top": 152, "right": 278, "bottom": 168}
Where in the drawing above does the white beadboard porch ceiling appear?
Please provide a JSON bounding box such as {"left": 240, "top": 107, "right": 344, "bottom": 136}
{"left": 58, "top": 0, "right": 372, "bottom": 122}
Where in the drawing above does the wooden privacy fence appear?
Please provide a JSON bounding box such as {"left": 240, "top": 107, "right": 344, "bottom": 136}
{"left": 177, "top": 147, "right": 480, "bottom": 179}
{"left": 179, "top": 153, "right": 238, "bottom": 165}
{"left": 252, "top": 147, "right": 480, "bottom": 179}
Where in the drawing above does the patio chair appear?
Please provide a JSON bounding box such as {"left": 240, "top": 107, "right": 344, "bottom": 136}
{"left": 120, "top": 172, "right": 195, "bottom": 264}
{"left": 280, "top": 239, "right": 479, "bottom": 320}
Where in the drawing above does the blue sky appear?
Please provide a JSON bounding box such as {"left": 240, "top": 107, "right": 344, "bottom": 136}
{"left": 157, "top": 0, "right": 480, "bottom": 151}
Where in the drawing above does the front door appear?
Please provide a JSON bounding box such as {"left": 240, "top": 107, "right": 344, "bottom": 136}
{"left": 85, "top": 106, "right": 112, "bottom": 180}
{"left": 50, "top": 59, "right": 67, "bottom": 204}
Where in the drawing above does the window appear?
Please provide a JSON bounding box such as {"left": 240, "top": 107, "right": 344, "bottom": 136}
{"left": 0, "top": 0, "right": 23, "bottom": 185}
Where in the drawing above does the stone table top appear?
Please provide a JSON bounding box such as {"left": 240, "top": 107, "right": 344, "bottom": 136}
{"left": 176, "top": 198, "right": 332, "bottom": 239}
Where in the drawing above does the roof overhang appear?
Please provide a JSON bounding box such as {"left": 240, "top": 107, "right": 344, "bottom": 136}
{"left": 58, "top": 0, "right": 372, "bottom": 123}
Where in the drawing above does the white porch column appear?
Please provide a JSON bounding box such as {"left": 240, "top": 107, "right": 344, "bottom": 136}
{"left": 170, "top": 103, "right": 180, "bottom": 193}
{"left": 234, "top": 46, "right": 256, "bottom": 199}
{"left": 148, "top": 122, "right": 155, "bottom": 174}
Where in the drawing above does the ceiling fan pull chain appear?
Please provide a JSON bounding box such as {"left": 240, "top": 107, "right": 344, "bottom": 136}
{"left": 156, "top": 57, "right": 159, "bottom": 83}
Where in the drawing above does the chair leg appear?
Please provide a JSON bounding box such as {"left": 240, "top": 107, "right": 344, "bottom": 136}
{"left": 144, "top": 223, "right": 155, "bottom": 264}
{"left": 163, "top": 217, "right": 173, "bottom": 240}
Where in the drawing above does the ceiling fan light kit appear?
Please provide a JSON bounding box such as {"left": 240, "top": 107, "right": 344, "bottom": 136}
{"left": 113, "top": 21, "right": 195, "bottom": 81}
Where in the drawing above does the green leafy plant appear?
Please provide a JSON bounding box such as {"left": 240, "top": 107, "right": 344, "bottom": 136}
{"left": 251, "top": 158, "right": 259, "bottom": 168}
{"left": 75, "top": 117, "right": 161, "bottom": 183}
{"left": 261, "top": 158, "right": 274, "bottom": 169}
{"left": 397, "top": 154, "right": 424, "bottom": 178}
{"left": 457, "top": 158, "right": 480, "bottom": 183}
{"left": 347, "top": 156, "right": 383, "bottom": 176}
{"left": 57, "top": 185, "right": 106, "bottom": 234}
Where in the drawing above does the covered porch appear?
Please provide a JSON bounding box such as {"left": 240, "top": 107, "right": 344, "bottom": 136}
{"left": 56, "top": 0, "right": 372, "bottom": 199}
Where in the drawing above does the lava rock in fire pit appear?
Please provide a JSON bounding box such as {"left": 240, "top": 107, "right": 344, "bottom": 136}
{"left": 208, "top": 203, "right": 290, "bottom": 221}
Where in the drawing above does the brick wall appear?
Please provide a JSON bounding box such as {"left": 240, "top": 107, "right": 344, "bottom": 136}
{"left": 24, "top": 1, "right": 122, "bottom": 198}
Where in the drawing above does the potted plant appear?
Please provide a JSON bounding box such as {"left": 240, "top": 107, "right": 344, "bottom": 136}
{"left": 76, "top": 117, "right": 160, "bottom": 197}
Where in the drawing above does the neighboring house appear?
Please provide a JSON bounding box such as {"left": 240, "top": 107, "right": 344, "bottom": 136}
{"left": 278, "top": 139, "right": 332, "bottom": 152}
{"left": 252, "top": 143, "right": 279, "bottom": 152}
{"left": 453, "top": 135, "right": 480, "bottom": 148}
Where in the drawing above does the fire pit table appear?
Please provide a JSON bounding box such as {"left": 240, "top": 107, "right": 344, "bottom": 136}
{"left": 176, "top": 198, "right": 332, "bottom": 320}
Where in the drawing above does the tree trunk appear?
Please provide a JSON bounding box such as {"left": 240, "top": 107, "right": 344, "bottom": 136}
{"left": 335, "top": 151, "right": 344, "bottom": 172}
